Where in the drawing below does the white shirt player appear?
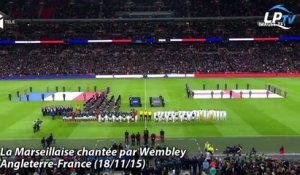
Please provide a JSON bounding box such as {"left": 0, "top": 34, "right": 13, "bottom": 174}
{"left": 162, "top": 111, "right": 166, "bottom": 121}
{"left": 167, "top": 111, "right": 172, "bottom": 122}
{"left": 158, "top": 112, "right": 162, "bottom": 121}
{"left": 154, "top": 113, "right": 159, "bottom": 121}
{"left": 174, "top": 112, "right": 179, "bottom": 121}
{"left": 151, "top": 110, "right": 227, "bottom": 122}
{"left": 220, "top": 111, "right": 227, "bottom": 120}
{"left": 165, "top": 111, "right": 169, "bottom": 122}
{"left": 191, "top": 112, "right": 195, "bottom": 120}
{"left": 215, "top": 111, "right": 220, "bottom": 120}
{"left": 99, "top": 114, "right": 103, "bottom": 122}
{"left": 179, "top": 111, "right": 183, "bottom": 122}
{"left": 213, "top": 110, "right": 217, "bottom": 120}
{"left": 203, "top": 110, "right": 208, "bottom": 120}
{"left": 112, "top": 114, "right": 116, "bottom": 122}
{"left": 194, "top": 110, "right": 199, "bottom": 120}
{"left": 183, "top": 112, "right": 188, "bottom": 121}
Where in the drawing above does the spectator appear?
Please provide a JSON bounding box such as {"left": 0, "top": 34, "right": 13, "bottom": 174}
{"left": 144, "top": 128, "right": 149, "bottom": 145}
{"left": 131, "top": 133, "right": 136, "bottom": 146}
{"left": 151, "top": 133, "right": 156, "bottom": 146}
{"left": 209, "top": 166, "right": 216, "bottom": 175}
{"left": 202, "top": 159, "right": 210, "bottom": 171}
{"left": 279, "top": 145, "right": 286, "bottom": 155}
{"left": 124, "top": 130, "right": 129, "bottom": 145}
{"left": 1, "top": 1, "right": 298, "bottom": 19}
{"left": 136, "top": 132, "right": 141, "bottom": 146}
{"left": 160, "top": 129, "right": 165, "bottom": 143}
{"left": 1, "top": 42, "right": 300, "bottom": 76}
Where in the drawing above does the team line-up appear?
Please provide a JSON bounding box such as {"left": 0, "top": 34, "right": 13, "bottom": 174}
{"left": 153, "top": 110, "right": 227, "bottom": 122}
{"left": 62, "top": 110, "right": 227, "bottom": 122}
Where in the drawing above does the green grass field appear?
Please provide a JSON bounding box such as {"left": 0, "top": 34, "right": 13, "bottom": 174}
{"left": 0, "top": 78, "right": 300, "bottom": 152}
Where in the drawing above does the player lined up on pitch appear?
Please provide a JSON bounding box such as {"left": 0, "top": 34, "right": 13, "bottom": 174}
{"left": 154, "top": 110, "right": 227, "bottom": 122}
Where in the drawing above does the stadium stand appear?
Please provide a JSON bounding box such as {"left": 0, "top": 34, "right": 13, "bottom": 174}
{"left": 1, "top": 21, "right": 300, "bottom": 40}
{"left": 0, "top": 42, "right": 300, "bottom": 76}
{"left": 0, "top": 0, "right": 298, "bottom": 18}
{"left": 0, "top": 19, "right": 299, "bottom": 76}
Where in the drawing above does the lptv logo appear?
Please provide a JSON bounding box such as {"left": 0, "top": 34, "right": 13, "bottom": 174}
{"left": 0, "top": 14, "right": 3, "bottom": 29}
{"left": 258, "top": 4, "right": 296, "bottom": 30}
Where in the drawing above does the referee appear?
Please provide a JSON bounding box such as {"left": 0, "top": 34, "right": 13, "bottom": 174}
{"left": 148, "top": 111, "right": 152, "bottom": 121}
{"left": 139, "top": 110, "right": 144, "bottom": 121}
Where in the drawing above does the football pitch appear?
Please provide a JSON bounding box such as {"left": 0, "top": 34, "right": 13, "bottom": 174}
{"left": 0, "top": 77, "right": 300, "bottom": 153}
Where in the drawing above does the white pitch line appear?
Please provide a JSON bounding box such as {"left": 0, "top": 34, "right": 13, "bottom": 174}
{"left": 144, "top": 78, "right": 147, "bottom": 129}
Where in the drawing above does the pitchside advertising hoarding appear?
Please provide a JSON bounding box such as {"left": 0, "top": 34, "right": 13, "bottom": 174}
{"left": 0, "top": 12, "right": 15, "bottom": 29}
{"left": 258, "top": 4, "right": 297, "bottom": 30}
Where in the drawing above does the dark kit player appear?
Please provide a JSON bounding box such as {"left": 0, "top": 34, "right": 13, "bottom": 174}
{"left": 125, "top": 130, "right": 129, "bottom": 145}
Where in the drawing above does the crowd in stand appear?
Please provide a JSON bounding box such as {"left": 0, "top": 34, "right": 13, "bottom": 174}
{"left": 0, "top": 42, "right": 299, "bottom": 76}
{"left": 1, "top": 21, "right": 299, "bottom": 40}
{"left": 0, "top": 0, "right": 299, "bottom": 18}
{"left": 150, "top": 151, "right": 300, "bottom": 175}
{"left": 0, "top": 20, "right": 299, "bottom": 76}
{"left": 1, "top": 142, "right": 300, "bottom": 174}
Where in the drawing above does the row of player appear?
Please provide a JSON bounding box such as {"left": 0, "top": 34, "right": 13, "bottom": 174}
{"left": 154, "top": 110, "right": 227, "bottom": 122}
{"left": 98, "top": 112, "right": 136, "bottom": 122}
{"left": 63, "top": 112, "right": 137, "bottom": 122}
{"left": 62, "top": 110, "right": 227, "bottom": 122}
